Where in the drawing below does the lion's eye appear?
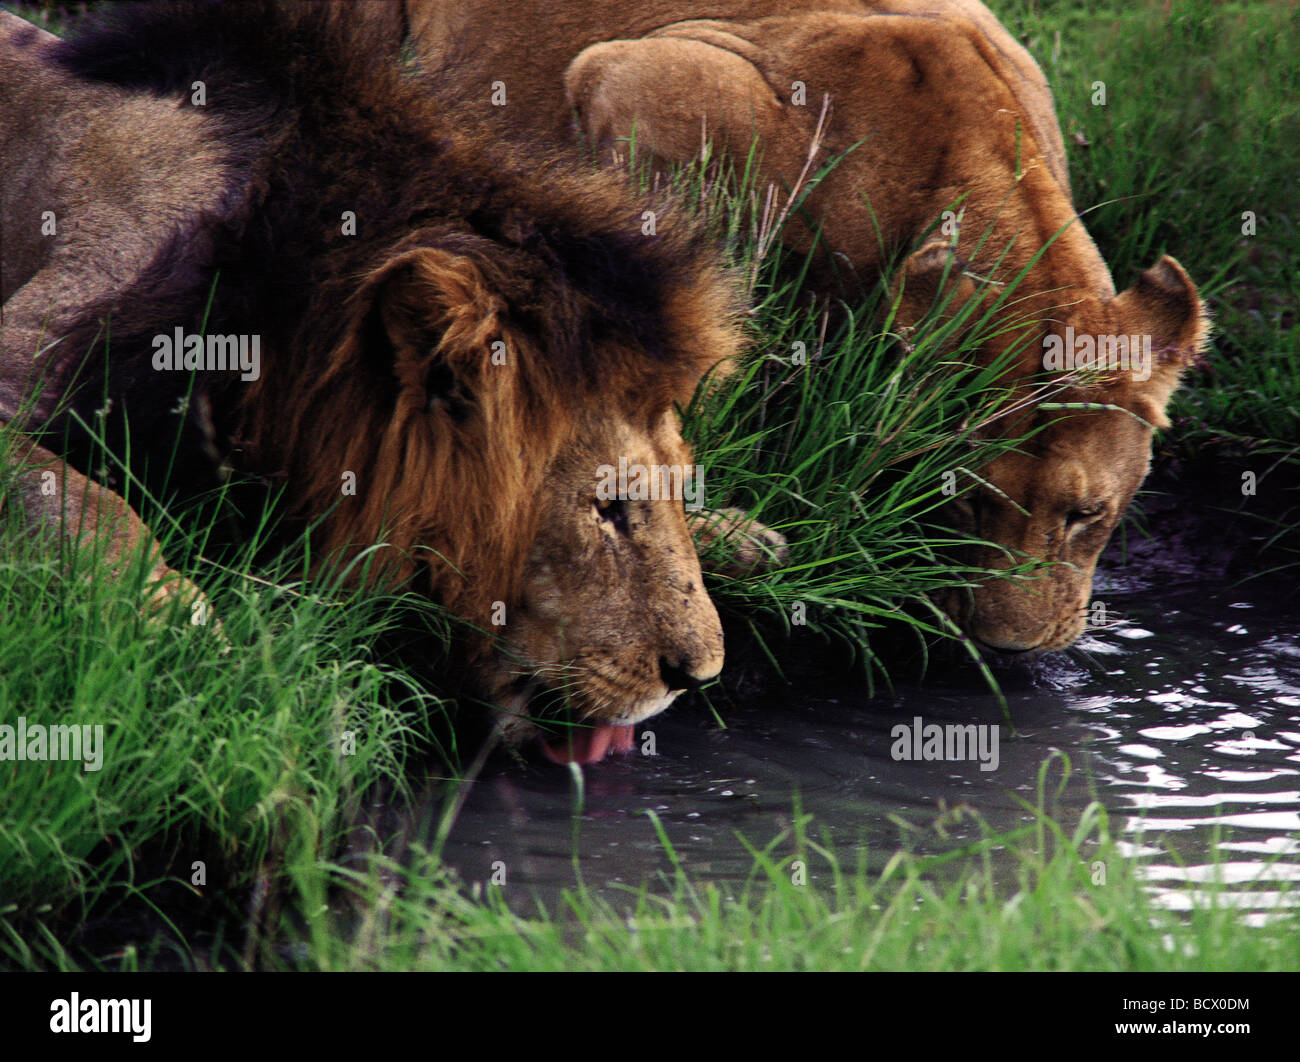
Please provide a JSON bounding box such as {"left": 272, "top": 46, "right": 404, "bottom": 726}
{"left": 595, "top": 497, "right": 630, "bottom": 536}
{"left": 1065, "top": 506, "right": 1103, "bottom": 530}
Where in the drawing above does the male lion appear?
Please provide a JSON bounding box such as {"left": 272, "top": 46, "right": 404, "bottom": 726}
{"left": 407, "top": 0, "right": 1211, "bottom": 656}
{"left": 0, "top": 1, "right": 784, "bottom": 765}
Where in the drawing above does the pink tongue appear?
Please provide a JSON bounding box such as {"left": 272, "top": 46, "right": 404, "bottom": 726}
{"left": 541, "top": 724, "right": 635, "bottom": 765}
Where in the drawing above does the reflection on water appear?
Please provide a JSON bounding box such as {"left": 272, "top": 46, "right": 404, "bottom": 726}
{"left": 425, "top": 558, "right": 1300, "bottom": 922}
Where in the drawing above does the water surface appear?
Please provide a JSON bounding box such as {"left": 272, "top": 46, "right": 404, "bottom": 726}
{"left": 429, "top": 528, "right": 1300, "bottom": 920}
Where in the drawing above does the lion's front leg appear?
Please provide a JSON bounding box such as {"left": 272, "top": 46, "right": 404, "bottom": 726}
{"left": 3, "top": 436, "right": 223, "bottom": 638}
{"left": 688, "top": 506, "right": 788, "bottom": 577}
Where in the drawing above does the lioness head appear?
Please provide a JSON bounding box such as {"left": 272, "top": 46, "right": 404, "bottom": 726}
{"left": 902, "top": 249, "right": 1211, "bottom": 655}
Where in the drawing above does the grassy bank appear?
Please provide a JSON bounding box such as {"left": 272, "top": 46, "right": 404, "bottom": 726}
{"left": 2, "top": 0, "right": 1297, "bottom": 970}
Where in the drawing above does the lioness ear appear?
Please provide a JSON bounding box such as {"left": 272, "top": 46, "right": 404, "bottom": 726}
{"left": 889, "top": 240, "right": 980, "bottom": 329}
{"left": 355, "top": 246, "right": 503, "bottom": 408}
{"left": 1112, "top": 255, "right": 1209, "bottom": 429}
{"left": 1114, "top": 255, "right": 1208, "bottom": 359}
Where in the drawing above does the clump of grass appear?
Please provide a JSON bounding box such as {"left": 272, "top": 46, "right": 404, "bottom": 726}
{"left": 620, "top": 107, "right": 1099, "bottom": 694}
{"left": 0, "top": 427, "right": 460, "bottom": 966}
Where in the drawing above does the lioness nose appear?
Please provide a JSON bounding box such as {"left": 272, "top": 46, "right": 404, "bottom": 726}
{"left": 659, "top": 656, "right": 707, "bottom": 693}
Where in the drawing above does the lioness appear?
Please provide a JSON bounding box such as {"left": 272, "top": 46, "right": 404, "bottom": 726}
{"left": 0, "top": 1, "right": 785, "bottom": 765}
{"left": 408, "top": 0, "right": 1210, "bottom": 655}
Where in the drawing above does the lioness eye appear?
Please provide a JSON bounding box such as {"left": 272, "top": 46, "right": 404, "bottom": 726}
{"left": 1065, "top": 507, "right": 1102, "bottom": 529}
{"left": 595, "top": 497, "right": 630, "bottom": 536}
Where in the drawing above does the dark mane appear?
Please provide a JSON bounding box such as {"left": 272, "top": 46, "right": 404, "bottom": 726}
{"left": 47, "top": 0, "right": 743, "bottom": 621}
{"left": 54, "top": 0, "right": 733, "bottom": 385}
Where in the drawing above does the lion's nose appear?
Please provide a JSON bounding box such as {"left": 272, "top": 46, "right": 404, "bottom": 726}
{"left": 659, "top": 656, "right": 708, "bottom": 693}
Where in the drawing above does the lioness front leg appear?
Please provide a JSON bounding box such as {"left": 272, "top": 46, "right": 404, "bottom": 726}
{"left": 688, "top": 506, "right": 788, "bottom": 577}
{"left": 3, "top": 435, "right": 221, "bottom": 633}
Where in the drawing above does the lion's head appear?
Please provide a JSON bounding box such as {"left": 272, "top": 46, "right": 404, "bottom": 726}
{"left": 234, "top": 186, "right": 743, "bottom": 763}
{"left": 493, "top": 405, "right": 727, "bottom": 762}
{"left": 901, "top": 249, "right": 1210, "bottom": 655}
{"left": 7, "top": 1, "right": 752, "bottom": 766}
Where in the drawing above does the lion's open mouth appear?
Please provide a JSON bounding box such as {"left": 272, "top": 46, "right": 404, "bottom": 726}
{"left": 501, "top": 676, "right": 640, "bottom": 766}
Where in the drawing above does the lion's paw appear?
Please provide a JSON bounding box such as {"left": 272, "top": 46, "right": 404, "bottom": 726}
{"left": 144, "top": 564, "right": 231, "bottom": 654}
{"left": 689, "top": 506, "right": 788, "bottom": 577}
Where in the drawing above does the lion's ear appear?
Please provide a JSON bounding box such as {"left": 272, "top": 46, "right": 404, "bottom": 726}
{"left": 356, "top": 246, "right": 502, "bottom": 383}
{"left": 1111, "top": 255, "right": 1209, "bottom": 428}
{"left": 1113, "top": 255, "right": 1208, "bottom": 361}
{"left": 889, "top": 240, "right": 980, "bottom": 329}
{"left": 373, "top": 247, "right": 499, "bottom": 353}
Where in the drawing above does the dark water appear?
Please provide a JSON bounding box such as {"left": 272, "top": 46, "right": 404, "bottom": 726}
{"left": 425, "top": 527, "right": 1300, "bottom": 921}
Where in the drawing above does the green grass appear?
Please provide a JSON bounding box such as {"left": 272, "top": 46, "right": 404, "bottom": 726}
{"left": 0, "top": 458, "right": 458, "bottom": 966}
{"left": 624, "top": 106, "right": 1097, "bottom": 692}
{"left": 1, "top": 0, "right": 1297, "bottom": 970}
{"left": 679, "top": 224, "right": 1050, "bottom": 686}
{"left": 13, "top": 737, "right": 1297, "bottom": 971}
